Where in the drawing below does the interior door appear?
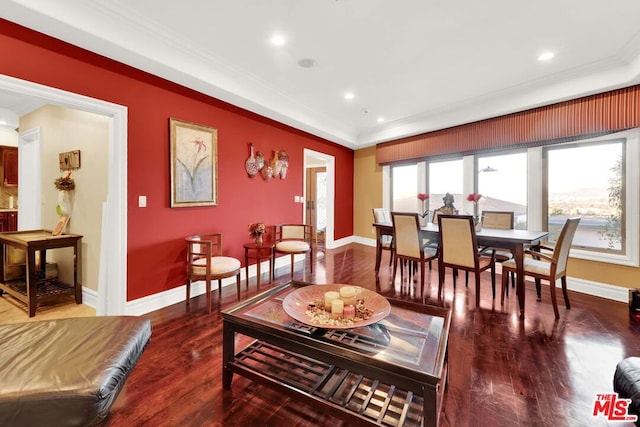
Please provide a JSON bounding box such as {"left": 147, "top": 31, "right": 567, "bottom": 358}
{"left": 305, "top": 167, "right": 326, "bottom": 245}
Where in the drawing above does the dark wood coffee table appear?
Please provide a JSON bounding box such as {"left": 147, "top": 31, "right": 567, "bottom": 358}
{"left": 222, "top": 281, "right": 451, "bottom": 426}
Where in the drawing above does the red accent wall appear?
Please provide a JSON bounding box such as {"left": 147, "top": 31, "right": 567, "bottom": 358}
{"left": 0, "top": 19, "right": 354, "bottom": 300}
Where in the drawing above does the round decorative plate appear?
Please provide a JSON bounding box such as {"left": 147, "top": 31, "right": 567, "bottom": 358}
{"left": 282, "top": 284, "right": 391, "bottom": 329}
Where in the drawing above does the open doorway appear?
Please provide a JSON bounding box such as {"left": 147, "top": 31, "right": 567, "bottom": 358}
{"left": 303, "top": 149, "right": 335, "bottom": 249}
{"left": 0, "top": 74, "right": 127, "bottom": 315}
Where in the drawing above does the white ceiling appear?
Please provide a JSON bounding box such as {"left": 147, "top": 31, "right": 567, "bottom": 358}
{"left": 2, "top": 0, "right": 640, "bottom": 148}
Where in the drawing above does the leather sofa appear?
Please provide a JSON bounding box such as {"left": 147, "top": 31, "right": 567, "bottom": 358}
{"left": 614, "top": 357, "right": 640, "bottom": 425}
{"left": 0, "top": 316, "right": 151, "bottom": 426}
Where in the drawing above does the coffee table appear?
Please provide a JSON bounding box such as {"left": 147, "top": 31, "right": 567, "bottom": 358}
{"left": 222, "top": 281, "right": 451, "bottom": 426}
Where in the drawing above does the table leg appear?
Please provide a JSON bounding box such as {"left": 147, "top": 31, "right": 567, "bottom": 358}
{"left": 515, "top": 244, "right": 525, "bottom": 319}
{"left": 244, "top": 249, "right": 249, "bottom": 288}
{"left": 27, "top": 248, "right": 37, "bottom": 317}
{"left": 374, "top": 228, "right": 383, "bottom": 274}
{"left": 222, "top": 323, "right": 235, "bottom": 389}
{"left": 256, "top": 255, "right": 262, "bottom": 289}
{"left": 74, "top": 241, "right": 82, "bottom": 304}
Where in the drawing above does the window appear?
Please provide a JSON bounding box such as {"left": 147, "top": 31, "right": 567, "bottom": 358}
{"left": 477, "top": 152, "right": 527, "bottom": 229}
{"left": 428, "top": 159, "right": 463, "bottom": 215}
{"left": 545, "top": 140, "right": 625, "bottom": 253}
{"left": 391, "top": 163, "right": 418, "bottom": 212}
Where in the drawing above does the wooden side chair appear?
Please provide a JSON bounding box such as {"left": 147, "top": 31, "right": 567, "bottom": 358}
{"left": 391, "top": 212, "right": 438, "bottom": 297}
{"left": 372, "top": 208, "right": 394, "bottom": 268}
{"left": 274, "top": 224, "right": 314, "bottom": 280}
{"left": 437, "top": 214, "right": 496, "bottom": 307}
{"left": 501, "top": 217, "right": 581, "bottom": 318}
{"left": 185, "top": 233, "right": 241, "bottom": 313}
{"left": 481, "top": 210, "right": 516, "bottom": 292}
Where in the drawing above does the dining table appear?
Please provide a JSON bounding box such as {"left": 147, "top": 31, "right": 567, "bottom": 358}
{"left": 373, "top": 222, "right": 548, "bottom": 319}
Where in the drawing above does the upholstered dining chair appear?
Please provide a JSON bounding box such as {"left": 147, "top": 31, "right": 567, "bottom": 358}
{"left": 185, "top": 233, "right": 242, "bottom": 313}
{"left": 274, "top": 224, "right": 314, "bottom": 280}
{"left": 391, "top": 212, "right": 438, "bottom": 297}
{"left": 373, "top": 208, "right": 394, "bottom": 267}
{"left": 437, "top": 214, "right": 496, "bottom": 307}
{"left": 500, "top": 217, "right": 581, "bottom": 319}
{"left": 481, "top": 211, "right": 516, "bottom": 291}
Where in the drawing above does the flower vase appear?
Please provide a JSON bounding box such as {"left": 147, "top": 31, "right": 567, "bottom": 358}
{"left": 57, "top": 190, "right": 74, "bottom": 216}
{"left": 254, "top": 234, "right": 263, "bottom": 246}
{"left": 474, "top": 216, "right": 482, "bottom": 232}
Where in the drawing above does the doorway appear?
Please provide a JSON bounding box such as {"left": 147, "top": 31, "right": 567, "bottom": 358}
{"left": 303, "top": 149, "right": 335, "bottom": 249}
{"left": 0, "top": 74, "right": 127, "bottom": 315}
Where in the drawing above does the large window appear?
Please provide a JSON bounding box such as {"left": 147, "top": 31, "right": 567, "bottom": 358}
{"left": 477, "top": 152, "right": 527, "bottom": 229}
{"left": 391, "top": 163, "right": 418, "bottom": 212}
{"left": 428, "top": 159, "right": 463, "bottom": 216}
{"left": 545, "top": 140, "right": 625, "bottom": 253}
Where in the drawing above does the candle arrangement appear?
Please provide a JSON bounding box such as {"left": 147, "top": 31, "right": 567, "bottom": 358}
{"left": 305, "top": 285, "right": 374, "bottom": 326}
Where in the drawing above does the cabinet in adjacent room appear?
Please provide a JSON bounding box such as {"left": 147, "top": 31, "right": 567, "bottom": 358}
{"left": 0, "top": 212, "right": 17, "bottom": 232}
{"left": 2, "top": 147, "right": 18, "bottom": 187}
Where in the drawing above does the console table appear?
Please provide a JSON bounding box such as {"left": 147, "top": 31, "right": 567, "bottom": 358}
{"left": 222, "top": 281, "right": 451, "bottom": 426}
{"left": 0, "top": 230, "right": 82, "bottom": 317}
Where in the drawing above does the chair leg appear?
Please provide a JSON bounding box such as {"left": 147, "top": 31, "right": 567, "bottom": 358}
{"left": 475, "top": 271, "right": 481, "bottom": 307}
{"left": 500, "top": 269, "right": 508, "bottom": 305}
{"left": 419, "top": 260, "right": 425, "bottom": 297}
{"left": 491, "top": 266, "right": 496, "bottom": 299}
{"left": 549, "top": 279, "right": 560, "bottom": 319}
{"left": 535, "top": 279, "right": 542, "bottom": 301}
{"left": 309, "top": 250, "right": 313, "bottom": 273}
{"left": 186, "top": 279, "right": 191, "bottom": 305}
{"left": 392, "top": 256, "right": 399, "bottom": 285}
{"left": 511, "top": 272, "right": 515, "bottom": 288}
{"left": 465, "top": 271, "right": 469, "bottom": 288}
{"left": 218, "top": 279, "right": 222, "bottom": 296}
{"left": 290, "top": 254, "right": 295, "bottom": 279}
{"left": 438, "top": 264, "right": 445, "bottom": 300}
{"left": 236, "top": 273, "right": 241, "bottom": 299}
{"left": 561, "top": 276, "right": 571, "bottom": 309}
{"left": 206, "top": 280, "right": 212, "bottom": 314}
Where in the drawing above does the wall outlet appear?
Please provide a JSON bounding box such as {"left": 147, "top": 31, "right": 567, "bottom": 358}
{"left": 138, "top": 195, "right": 147, "bottom": 208}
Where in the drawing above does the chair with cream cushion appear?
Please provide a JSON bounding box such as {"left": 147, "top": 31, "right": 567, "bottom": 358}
{"left": 185, "top": 233, "right": 241, "bottom": 313}
{"left": 373, "top": 208, "right": 394, "bottom": 268}
{"left": 437, "top": 214, "right": 496, "bottom": 307}
{"left": 500, "top": 217, "right": 581, "bottom": 319}
{"left": 274, "top": 224, "right": 314, "bottom": 280}
{"left": 391, "top": 212, "right": 438, "bottom": 297}
{"left": 481, "top": 211, "right": 516, "bottom": 291}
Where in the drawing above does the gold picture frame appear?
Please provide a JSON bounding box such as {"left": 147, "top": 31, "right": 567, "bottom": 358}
{"left": 170, "top": 118, "right": 218, "bottom": 207}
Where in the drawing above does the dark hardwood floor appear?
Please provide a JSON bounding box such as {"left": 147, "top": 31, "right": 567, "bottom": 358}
{"left": 105, "top": 243, "right": 640, "bottom": 427}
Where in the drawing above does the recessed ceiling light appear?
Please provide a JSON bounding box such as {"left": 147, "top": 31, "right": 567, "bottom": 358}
{"left": 270, "top": 35, "right": 286, "bottom": 46}
{"left": 344, "top": 92, "right": 355, "bottom": 100}
{"left": 538, "top": 51, "right": 554, "bottom": 61}
{"left": 298, "top": 58, "right": 317, "bottom": 68}
{"left": 377, "top": 117, "right": 385, "bottom": 123}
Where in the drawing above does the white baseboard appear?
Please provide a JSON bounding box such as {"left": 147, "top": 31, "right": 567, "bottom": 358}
{"left": 122, "top": 253, "right": 299, "bottom": 316}
{"left": 86, "top": 238, "right": 632, "bottom": 315}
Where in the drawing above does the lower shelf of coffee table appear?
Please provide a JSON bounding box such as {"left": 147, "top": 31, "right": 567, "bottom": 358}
{"left": 229, "top": 340, "right": 426, "bottom": 426}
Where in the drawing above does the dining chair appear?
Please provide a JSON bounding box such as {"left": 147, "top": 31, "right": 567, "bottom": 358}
{"left": 372, "top": 208, "right": 394, "bottom": 267}
{"left": 500, "top": 217, "right": 581, "bottom": 319}
{"left": 391, "top": 212, "right": 438, "bottom": 297}
{"left": 185, "top": 233, "right": 241, "bottom": 313}
{"left": 274, "top": 224, "right": 314, "bottom": 280}
{"left": 481, "top": 210, "right": 516, "bottom": 291}
{"left": 437, "top": 214, "right": 496, "bottom": 307}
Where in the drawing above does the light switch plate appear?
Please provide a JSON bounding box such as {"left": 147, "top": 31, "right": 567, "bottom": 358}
{"left": 138, "top": 195, "right": 147, "bottom": 208}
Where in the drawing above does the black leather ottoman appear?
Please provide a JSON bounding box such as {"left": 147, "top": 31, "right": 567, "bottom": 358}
{"left": 0, "top": 316, "right": 152, "bottom": 426}
{"left": 614, "top": 357, "right": 640, "bottom": 425}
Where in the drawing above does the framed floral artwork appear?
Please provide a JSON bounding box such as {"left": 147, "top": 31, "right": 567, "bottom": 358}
{"left": 170, "top": 118, "right": 218, "bottom": 207}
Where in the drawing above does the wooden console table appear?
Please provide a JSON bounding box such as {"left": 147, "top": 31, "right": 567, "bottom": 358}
{"left": 222, "top": 281, "right": 451, "bottom": 426}
{"left": 0, "top": 230, "right": 82, "bottom": 317}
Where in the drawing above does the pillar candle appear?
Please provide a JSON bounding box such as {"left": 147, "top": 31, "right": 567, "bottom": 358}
{"left": 343, "top": 305, "right": 355, "bottom": 319}
{"left": 331, "top": 299, "right": 344, "bottom": 318}
{"left": 339, "top": 286, "right": 356, "bottom": 306}
{"left": 324, "top": 291, "right": 340, "bottom": 311}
